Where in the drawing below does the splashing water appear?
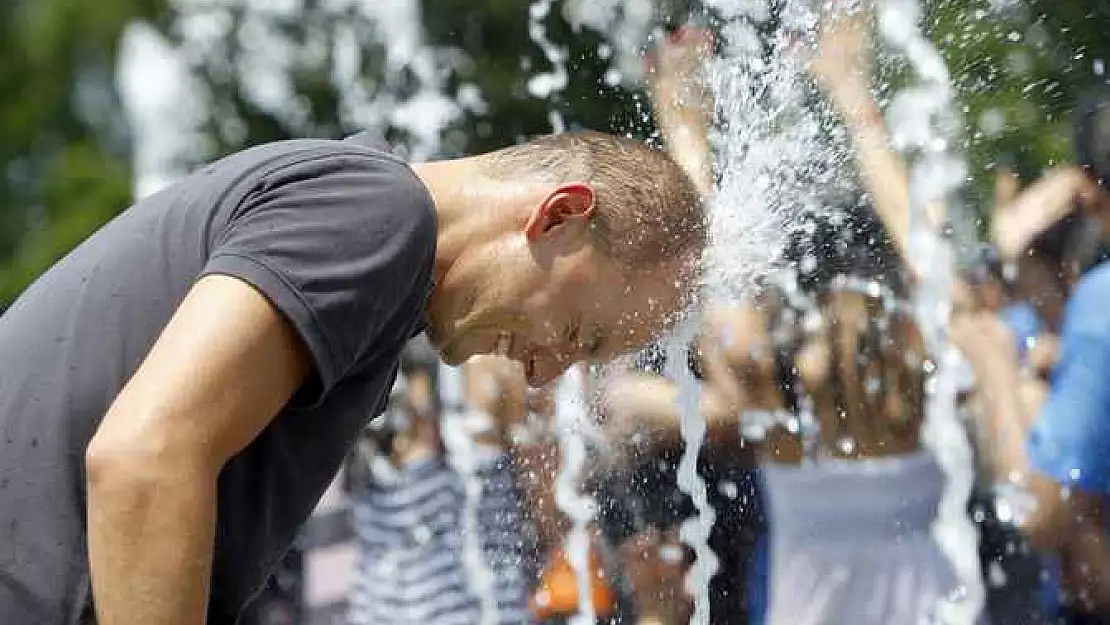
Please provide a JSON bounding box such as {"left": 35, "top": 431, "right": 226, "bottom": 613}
{"left": 876, "top": 0, "right": 985, "bottom": 622}
{"left": 701, "top": 0, "right": 844, "bottom": 302}
{"left": 563, "top": 0, "right": 656, "bottom": 86}
{"left": 438, "top": 363, "right": 501, "bottom": 625}
{"left": 664, "top": 319, "right": 719, "bottom": 625}
{"left": 528, "top": 0, "right": 570, "bottom": 133}
{"left": 553, "top": 365, "right": 599, "bottom": 625}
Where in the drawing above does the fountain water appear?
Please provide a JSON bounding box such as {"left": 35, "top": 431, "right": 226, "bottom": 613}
{"left": 664, "top": 320, "right": 719, "bottom": 625}
{"left": 528, "top": 0, "right": 570, "bottom": 133}
{"left": 876, "top": 1, "right": 986, "bottom": 622}
{"left": 438, "top": 363, "right": 502, "bottom": 625}
{"left": 552, "top": 364, "right": 599, "bottom": 625}
{"left": 701, "top": 0, "right": 842, "bottom": 301}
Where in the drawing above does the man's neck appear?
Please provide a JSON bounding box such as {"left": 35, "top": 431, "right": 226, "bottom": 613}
{"left": 409, "top": 159, "right": 549, "bottom": 350}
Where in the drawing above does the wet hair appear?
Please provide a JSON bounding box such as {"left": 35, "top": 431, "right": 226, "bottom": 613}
{"left": 786, "top": 201, "right": 910, "bottom": 300}
{"left": 774, "top": 202, "right": 925, "bottom": 456}
{"left": 480, "top": 131, "right": 708, "bottom": 270}
{"left": 1075, "top": 84, "right": 1110, "bottom": 189}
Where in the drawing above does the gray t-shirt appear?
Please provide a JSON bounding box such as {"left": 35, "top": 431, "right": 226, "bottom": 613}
{"left": 0, "top": 135, "right": 437, "bottom": 624}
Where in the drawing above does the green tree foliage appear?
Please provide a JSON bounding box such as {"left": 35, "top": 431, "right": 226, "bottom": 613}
{"left": 0, "top": 0, "right": 164, "bottom": 306}
{"left": 159, "top": 0, "right": 704, "bottom": 164}
{"left": 930, "top": 0, "right": 1110, "bottom": 209}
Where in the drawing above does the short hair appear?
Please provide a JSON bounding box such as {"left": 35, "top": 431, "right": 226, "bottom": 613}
{"left": 784, "top": 198, "right": 910, "bottom": 300}
{"left": 480, "top": 131, "right": 708, "bottom": 269}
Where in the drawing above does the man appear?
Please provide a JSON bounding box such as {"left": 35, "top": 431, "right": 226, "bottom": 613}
{"left": 0, "top": 130, "right": 705, "bottom": 624}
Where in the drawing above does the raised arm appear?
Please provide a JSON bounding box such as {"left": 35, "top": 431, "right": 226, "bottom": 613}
{"left": 85, "top": 275, "right": 311, "bottom": 625}
{"left": 952, "top": 308, "right": 1110, "bottom": 613}
{"left": 808, "top": 6, "right": 932, "bottom": 278}
{"left": 647, "top": 27, "right": 716, "bottom": 197}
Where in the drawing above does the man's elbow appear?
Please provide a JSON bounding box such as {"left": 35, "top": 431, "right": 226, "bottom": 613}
{"left": 85, "top": 413, "right": 218, "bottom": 498}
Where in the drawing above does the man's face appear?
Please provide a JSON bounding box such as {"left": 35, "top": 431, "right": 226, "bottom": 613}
{"left": 436, "top": 248, "right": 691, "bottom": 387}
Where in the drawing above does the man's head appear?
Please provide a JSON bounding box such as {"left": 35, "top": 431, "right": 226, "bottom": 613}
{"left": 424, "top": 131, "right": 707, "bottom": 385}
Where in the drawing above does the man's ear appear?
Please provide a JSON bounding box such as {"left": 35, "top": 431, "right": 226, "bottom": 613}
{"left": 524, "top": 183, "right": 596, "bottom": 242}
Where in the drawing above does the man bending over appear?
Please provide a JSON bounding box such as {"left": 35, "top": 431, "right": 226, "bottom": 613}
{"left": 0, "top": 130, "right": 706, "bottom": 625}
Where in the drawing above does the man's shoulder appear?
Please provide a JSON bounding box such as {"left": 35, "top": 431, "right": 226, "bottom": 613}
{"left": 232, "top": 138, "right": 436, "bottom": 239}
{"left": 1064, "top": 261, "right": 1110, "bottom": 334}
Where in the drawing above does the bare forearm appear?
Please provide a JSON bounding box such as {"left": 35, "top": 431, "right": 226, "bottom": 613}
{"left": 972, "top": 356, "right": 1034, "bottom": 483}
{"left": 840, "top": 108, "right": 916, "bottom": 259}
{"left": 658, "top": 120, "right": 714, "bottom": 197}
{"left": 87, "top": 458, "right": 217, "bottom": 625}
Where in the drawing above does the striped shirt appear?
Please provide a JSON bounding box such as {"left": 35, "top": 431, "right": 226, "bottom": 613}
{"left": 347, "top": 450, "right": 531, "bottom": 625}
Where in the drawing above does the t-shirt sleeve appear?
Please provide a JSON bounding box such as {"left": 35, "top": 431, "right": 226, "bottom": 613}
{"left": 200, "top": 150, "right": 436, "bottom": 405}
{"left": 1027, "top": 265, "right": 1110, "bottom": 494}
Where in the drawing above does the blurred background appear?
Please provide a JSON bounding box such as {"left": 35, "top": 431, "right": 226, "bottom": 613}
{"left": 3, "top": 0, "right": 1109, "bottom": 307}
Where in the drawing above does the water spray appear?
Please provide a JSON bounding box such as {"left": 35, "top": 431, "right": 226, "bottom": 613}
{"left": 876, "top": 0, "right": 985, "bottom": 621}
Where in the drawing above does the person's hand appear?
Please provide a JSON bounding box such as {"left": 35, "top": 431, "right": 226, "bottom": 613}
{"left": 808, "top": 2, "right": 878, "bottom": 125}
{"left": 992, "top": 166, "right": 1102, "bottom": 260}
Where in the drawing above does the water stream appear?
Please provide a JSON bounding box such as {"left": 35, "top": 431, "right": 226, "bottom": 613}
{"left": 552, "top": 365, "right": 599, "bottom": 625}
{"left": 665, "top": 319, "right": 719, "bottom": 625}
{"left": 877, "top": 0, "right": 985, "bottom": 620}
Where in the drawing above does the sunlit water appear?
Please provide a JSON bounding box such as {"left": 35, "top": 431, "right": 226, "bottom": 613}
{"left": 552, "top": 365, "right": 599, "bottom": 625}
{"left": 876, "top": 0, "right": 985, "bottom": 620}
{"left": 439, "top": 364, "right": 502, "bottom": 625}
{"left": 665, "top": 319, "right": 719, "bottom": 625}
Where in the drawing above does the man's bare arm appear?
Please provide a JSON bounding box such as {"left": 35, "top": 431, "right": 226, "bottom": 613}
{"left": 85, "top": 274, "right": 311, "bottom": 625}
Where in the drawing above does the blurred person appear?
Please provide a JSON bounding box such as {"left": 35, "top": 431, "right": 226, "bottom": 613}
{"left": 952, "top": 87, "right": 1110, "bottom": 623}
{"left": 597, "top": 361, "right": 764, "bottom": 625}
{"left": 675, "top": 5, "right": 975, "bottom": 623}
{"left": 344, "top": 347, "right": 532, "bottom": 625}
{"left": 0, "top": 126, "right": 707, "bottom": 624}
{"left": 759, "top": 207, "right": 959, "bottom": 625}
{"left": 811, "top": 3, "right": 1110, "bottom": 623}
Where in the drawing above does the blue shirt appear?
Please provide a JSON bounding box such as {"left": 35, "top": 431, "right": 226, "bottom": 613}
{"left": 1001, "top": 302, "right": 1044, "bottom": 360}
{"left": 1028, "top": 262, "right": 1110, "bottom": 493}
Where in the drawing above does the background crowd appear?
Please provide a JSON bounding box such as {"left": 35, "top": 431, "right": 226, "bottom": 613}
{"left": 6, "top": 1, "right": 1110, "bottom": 625}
